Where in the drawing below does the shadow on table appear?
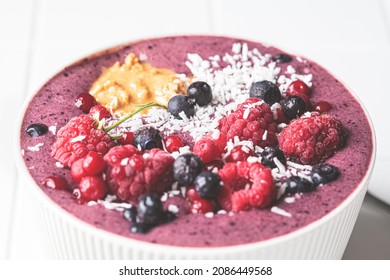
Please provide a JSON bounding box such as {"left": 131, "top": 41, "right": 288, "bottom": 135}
{"left": 343, "top": 195, "right": 390, "bottom": 260}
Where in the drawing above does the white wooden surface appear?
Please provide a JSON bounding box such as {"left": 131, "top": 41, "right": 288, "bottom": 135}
{"left": 1, "top": 0, "right": 389, "bottom": 259}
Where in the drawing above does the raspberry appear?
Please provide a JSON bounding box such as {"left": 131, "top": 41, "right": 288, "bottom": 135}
{"left": 104, "top": 145, "right": 174, "bottom": 201}
{"left": 218, "top": 98, "right": 277, "bottom": 148}
{"left": 51, "top": 115, "right": 115, "bottom": 167}
{"left": 278, "top": 113, "right": 347, "bottom": 164}
{"left": 217, "top": 161, "right": 275, "bottom": 212}
{"left": 206, "top": 131, "right": 227, "bottom": 154}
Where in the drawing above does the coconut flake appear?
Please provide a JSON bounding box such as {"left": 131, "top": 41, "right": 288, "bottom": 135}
{"left": 27, "top": 143, "right": 44, "bottom": 152}
{"left": 273, "top": 157, "right": 286, "bottom": 174}
{"left": 271, "top": 206, "right": 292, "bottom": 217}
{"left": 161, "top": 193, "right": 168, "bottom": 202}
{"left": 232, "top": 42, "right": 241, "bottom": 54}
{"left": 205, "top": 212, "right": 214, "bottom": 218}
{"left": 243, "top": 108, "right": 250, "bottom": 119}
{"left": 49, "top": 125, "right": 57, "bottom": 135}
{"left": 286, "top": 65, "right": 296, "bottom": 74}
{"left": 262, "top": 130, "right": 268, "bottom": 141}
{"left": 211, "top": 129, "right": 220, "bottom": 140}
{"left": 120, "top": 157, "right": 129, "bottom": 166}
{"left": 168, "top": 204, "right": 179, "bottom": 214}
{"left": 284, "top": 197, "right": 296, "bottom": 204}
{"left": 55, "top": 162, "right": 64, "bottom": 168}
{"left": 70, "top": 135, "right": 86, "bottom": 143}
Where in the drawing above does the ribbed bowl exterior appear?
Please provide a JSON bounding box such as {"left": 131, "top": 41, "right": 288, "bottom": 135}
{"left": 23, "top": 171, "right": 369, "bottom": 260}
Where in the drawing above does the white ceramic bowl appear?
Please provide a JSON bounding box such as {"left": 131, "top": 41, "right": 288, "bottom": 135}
{"left": 14, "top": 37, "right": 376, "bottom": 260}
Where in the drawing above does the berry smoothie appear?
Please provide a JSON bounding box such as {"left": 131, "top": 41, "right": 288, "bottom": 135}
{"left": 19, "top": 36, "right": 373, "bottom": 247}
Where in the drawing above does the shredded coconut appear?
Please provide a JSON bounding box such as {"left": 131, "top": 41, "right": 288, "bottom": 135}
{"left": 49, "top": 125, "right": 57, "bottom": 135}
{"left": 55, "top": 162, "right": 64, "bottom": 168}
{"left": 98, "top": 42, "right": 318, "bottom": 214}
{"left": 168, "top": 204, "right": 179, "bottom": 214}
{"left": 27, "top": 143, "right": 44, "bottom": 152}
{"left": 271, "top": 206, "right": 292, "bottom": 217}
{"left": 205, "top": 212, "right": 214, "bottom": 218}
{"left": 273, "top": 158, "right": 286, "bottom": 173}
{"left": 284, "top": 197, "right": 296, "bottom": 204}
{"left": 70, "top": 135, "right": 86, "bottom": 143}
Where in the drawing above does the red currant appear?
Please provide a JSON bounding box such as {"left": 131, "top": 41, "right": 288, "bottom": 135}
{"left": 185, "top": 187, "right": 200, "bottom": 201}
{"left": 193, "top": 138, "right": 220, "bottom": 163}
{"left": 190, "top": 198, "right": 215, "bottom": 214}
{"left": 89, "top": 105, "right": 111, "bottom": 120}
{"left": 74, "top": 93, "right": 97, "bottom": 113}
{"left": 164, "top": 135, "right": 184, "bottom": 153}
{"left": 118, "top": 132, "right": 134, "bottom": 145}
{"left": 76, "top": 176, "right": 106, "bottom": 201}
{"left": 206, "top": 131, "right": 227, "bottom": 154}
{"left": 71, "top": 158, "right": 85, "bottom": 183}
{"left": 82, "top": 151, "right": 106, "bottom": 175}
{"left": 314, "top": 101, "right": 332, "bottom": 113}
{"left": 43, "top": 175, "right": 69, "bottom": 191}
{"left": 226, "top": 145, "right": 254, "bottom": 162}
{"left": 286, "top": 80, "right": 310, "bottom": 97}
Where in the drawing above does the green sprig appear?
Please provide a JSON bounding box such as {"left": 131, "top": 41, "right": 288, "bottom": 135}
{"left": 104, "top": 102, "right": 167, "bottom": 133}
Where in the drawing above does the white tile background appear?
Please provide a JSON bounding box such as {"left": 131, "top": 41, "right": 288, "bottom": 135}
{"left": 1, "top": 0, "right": 389, "bottom": 259}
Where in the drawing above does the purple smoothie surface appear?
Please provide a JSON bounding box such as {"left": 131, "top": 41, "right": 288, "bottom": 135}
{"left": 20, "top": 36, "right": 373, "bottom": 247}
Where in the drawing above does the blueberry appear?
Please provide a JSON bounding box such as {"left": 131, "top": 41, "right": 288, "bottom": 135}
{"left": 133, "top": 127, "right": 163, "bottom": 150}
{"left": 272, "top": 53, "right": 292, "bottom": 63}
{"left": 161, "top": 211, "right": 177, "bottom": 223}
{"left": 168, "top": 95, "right": 195, "bottom": 119}
{"left": 249, "top": 80, "right": 281, "bottom": 106}
{"left": 136, "top": 194, "right": 163, "bottom": 225}
{"left": 260, "top": 147, "right": 286, "bottom": 168}
{"left": 285, "top": 176, "right": 316, "bottom": 194}
{"left": 123, "top": 207, "right": 137, "bottom": 223}
{"left": 187, "top": 81, "right": 212, "bottom": 106}
{"left": 311, "top": 164, "right": 340, "bottom": 186}
{"left": 26, "top": 123, "right": 48, "bottom": 137}
{"left": 281, "top": 95, "right": 307, "bottom": 120}
{"left": 173, "top": 153, "right": 203, "bottom": 186}
{"left": 194, "top": 171, "right": 222, "bottom": 199}
{"left": 130, "top": 223, "right": 152, "bottom": 234}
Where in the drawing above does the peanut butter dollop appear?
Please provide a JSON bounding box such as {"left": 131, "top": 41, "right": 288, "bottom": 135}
{"left": 90, "top": 53, "right": 186, "bottom": 116}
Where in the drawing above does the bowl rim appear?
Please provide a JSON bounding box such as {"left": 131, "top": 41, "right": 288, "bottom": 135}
{"left": 14, "top": 34, "right": 377, "bottom": 256}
